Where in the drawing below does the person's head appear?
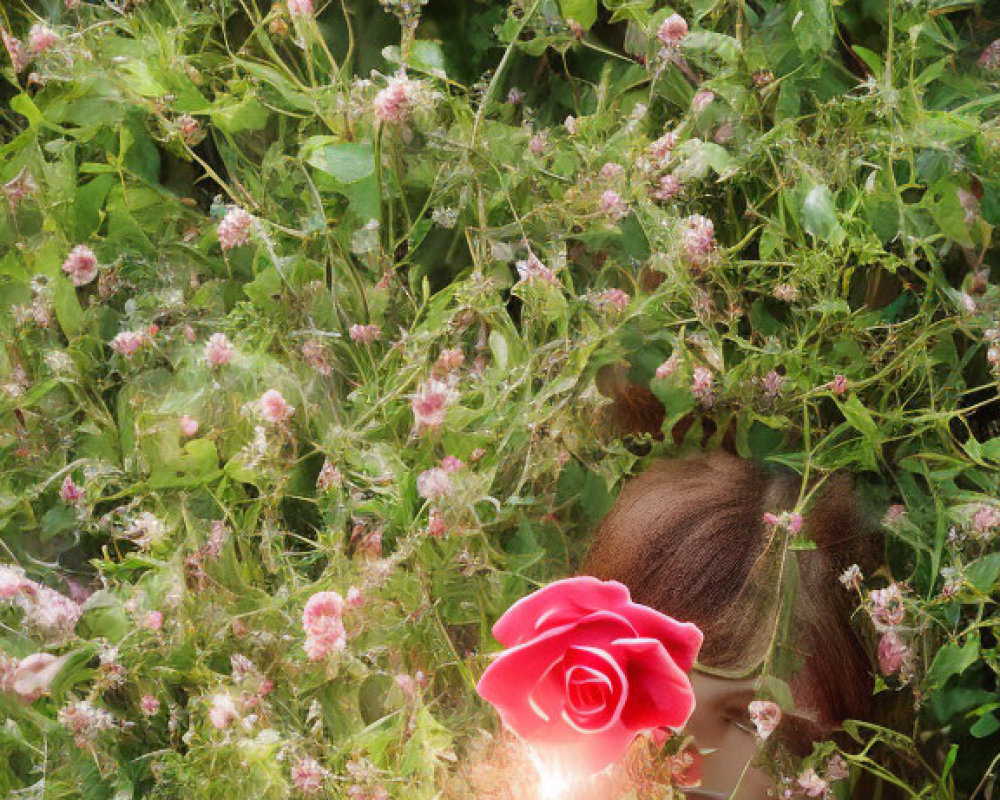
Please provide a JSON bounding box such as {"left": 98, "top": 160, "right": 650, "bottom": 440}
{"left": 580, "top": 449, "right": 886, "bottom": 798}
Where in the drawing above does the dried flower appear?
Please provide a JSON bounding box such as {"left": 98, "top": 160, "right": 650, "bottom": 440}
{"left": 690, "top": 366, "right": 716, "bottom": 407}
{"left": 877, "top": 630, "right": 912, "bottom": 677}
{"left": 868, "top": 583, "right": 905, "bottom": 631}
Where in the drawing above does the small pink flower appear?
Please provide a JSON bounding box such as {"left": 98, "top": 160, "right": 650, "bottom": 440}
{"left": 217, "top": 207, "right": 255, "bottom": 251}
{"left": 690, "top": 366, "right": 715, "bottom": 407}
{"left": 204, "top": 332, "right": 235, "bottom": 367}
{"left": 346, "top": 586, "right": 364, "bottom": 608}
{"left": 179, "top": 415, "right": 199, "bottom": 437}
{"left": 648, "top": 131, "right": 679, "bottom": 163}
{"left": 691, "top": 90, "right": 715, "bottom": 114}
{"left": 0, "top": 564, "right": 30, "bottom": 599}
{"left": 882, "top": 504, "right": 907, "bottom": 527}
{"left": 653, "top": 174, "right": 681, "bottom": 201}
{"left": 2, "top": 28, "right": 29, "bottom": 74}
{"left": 349, "top": 323, "right": 382, "bottom": 345}
{"left": 258, "top": 389, "right": 294, "bottom": 423}
{"left": 27, "top": 24, "right": 59, "bottom": 55}
{"left": 839, "top": 564, "right": 863, "bottom": 591}
{"left": 417, "top": 467, "right": 453, "bottom": 500}
{"left": 979, "top": 39, "right": 1000, "bottom": 72}
{"left": 827, "top": 374, "right": 849, "bottom": 395}
{"left": 529, "top": 132, "right": 548, "bottom": 156}
{"left": 140, "top": 695, "right": 160, "bottom": 716}
{"left": 302, "top": 591, "right": 347, "bottom": 661}
{"left": 287, "top": 0, "right": 313, "bottom": 16}
{"left": 373, "top": 73, "right": 419, "bottom": 124}
{"left": 869, "top": 584, "right": 905, "bottom": 631}
{"left": 826, "top": 754, "right": 850, "bottom": 782}
{"left": 316, "top": 458, "right": 342, "bottom": 490}
{"left": 596, "top": 288, "right": 630, "bottom": 313}
{"left": 682, "top": 214, "right": 716, "bottom": 263}
{"left": 440, "top": 455, "right": 464, "bottom": 473}
{"left": 8, "top": 652, "right": 65, "bottom": 703}
{"left": 209, "top": 693, "right": 239, "bottom": 729}
{"left": 62, "top": 245, "right": 98, "bottom": 286}
{"left": 877, "top": 630, "right": 911, "bottom": 676}
{"left": 599, "top": 189, "right": 628, "bottom": 221}
{"left": 772, "top": 283, "right": 799, "bottom": 302}
{"left": 515, "top": 253, "right": 559, "bottom": 286}
{"left": 971, "top": 503, "right": 1000, "bottom": 540}
{"left": 652, "top": 354, "right": 680, "bottom": 381}
{"left": 411, "top": 377, "right": 460, "bottom": 431}
{"left": 435, "top": 348, "right": 464, "bottom": 374}
{"left": 761, "top": 369, "right": 785, "bottom": 400}
{"left": 748, "top": 700, "right": 782, "bottom": 739}
{"left": 600, "top": 162, "right": 624, "bottom": 181}
{"left": 291, "top": 756, "right": 330, "bottom": 795}
{"left": 796, "top": 767, "right": 830, "bottom": 798}
{"left": 143, "top": 611, "right": 164, "bottom": 631}
{"left": 657, "top": 14, "right": 688, "bottom": 47}
{"left": 110, "top": 330, "right": 149, "bottom": 358}
{"left": 763, "top": 510, "right": 803, "bottom": 535}
{"left": 60, "top": 475, "right": 83, "bottom": 505}
{"left": 4, "top": 167, "right": 38, "bottom": 208}
{"left": 426, "top": 508, "right": 446, "bottom": 537}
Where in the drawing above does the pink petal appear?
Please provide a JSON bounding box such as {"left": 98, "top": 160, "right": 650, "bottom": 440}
{"left": 492, "top": 576, "right": 631, "bottom": 646}
{"left": 608, "top": 638, "right": 696, "bottom": 730}
{"left": 615, "top": 603, "right": 704, "bottom": 672}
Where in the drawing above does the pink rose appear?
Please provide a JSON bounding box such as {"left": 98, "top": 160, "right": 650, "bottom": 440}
{"left": 476, "top": 576, "right": 703, "bottom": 776}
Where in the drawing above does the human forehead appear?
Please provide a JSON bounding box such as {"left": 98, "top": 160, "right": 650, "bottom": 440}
{"left": 688, "top": 671, "right": 758, "bottom": 700}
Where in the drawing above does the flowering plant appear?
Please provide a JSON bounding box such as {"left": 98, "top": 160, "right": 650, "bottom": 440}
{"left": 476, "top": 576, "right": 703, "bottom": 776}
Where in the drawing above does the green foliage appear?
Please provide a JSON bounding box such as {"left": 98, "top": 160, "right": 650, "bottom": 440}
{"left": 0, "top": 0, "right": 999, "bottom": 798}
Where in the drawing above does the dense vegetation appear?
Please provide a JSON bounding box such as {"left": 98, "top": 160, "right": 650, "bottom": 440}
{"left": 1, "top": 0, "right": 999, "bottom": 797}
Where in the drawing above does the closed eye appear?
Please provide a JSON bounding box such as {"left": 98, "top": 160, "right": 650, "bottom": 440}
{"left": 724, "top": 707, "right": 756, "bottom": 735}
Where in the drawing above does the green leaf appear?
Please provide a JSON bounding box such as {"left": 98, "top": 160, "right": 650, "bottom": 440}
{"left": 302, "top": 139, "right": 376, "bottom": 184}
{"left": 801, "top": 184, "right": 842, "bottom": 242}
{"left": 852, "top": 46, "right": 884, "bottom": 78}
{"left": 53, "top": 275, "right": 86, "bottom": 338}
{"left": 971, "top": 712, "right": 1000, "bottom": 738}
{"left": 966, "top": 553, "right": 1000, "bottom": 593}
{"left": 559, "top": 0, "right": 598, "bottom": 29}
{"left": 927, "top": 636, "right": 980, "bottom": 687}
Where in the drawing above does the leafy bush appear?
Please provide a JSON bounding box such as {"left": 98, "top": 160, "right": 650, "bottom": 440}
{"left": 1, "top": 0, "right": 999, "bottom": 797}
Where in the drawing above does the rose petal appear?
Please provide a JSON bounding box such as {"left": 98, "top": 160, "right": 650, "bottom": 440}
{"left": 614, "top": 604, "right": 704, "bottom": 672}
{"left": 608, "top": 638, "right": 696, "bottom": 731}
{"left": 560, "top": 645, "right": 628, "bottom": 733}
{"left": 477, "top": 611, "right": 636, "bottom": 740}
{"left": 491, "top": 577, "right": 632, "bottom": 647}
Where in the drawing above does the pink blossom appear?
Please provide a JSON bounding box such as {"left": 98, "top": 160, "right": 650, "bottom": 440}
{"left": 877, "top": 630, "right": 912, "bottom": 676}
{"left": 208, "top": 693, "right": 239, "bottom": 729}
{"left": 59, "top": 700, "right": 116, "bottom": 746}
{"left": 440, "top": 455, "right": 464, "bottom": 472}
{"left": 346, "top": 586, "right": 364, "bottom": 608}
{"left": 317, "top": 458, "right": 342, "bottom": 490}
{"left": 417, "top": 467, "right": 453, "bottom": 500}
{"left": 61, "top": 245, "right": 98, "bottom": 286}
{"left": 979, "top": 39, "right": 1000, "bottom": 72}
{"left": 529, "top": 132, "right": 548, "bottom": 156}
{"left": 648, "top": 131, "right": 679, "bottom": 163}
{"left": 869, "top": 584, "right": 905, "bottom": 631}
{"left": 691, "top": 90, "right": 715, "bottom": 114}
{"left": 426, "top": 508, "right": 446, "bottom": 537}
{"left": 2, "top": 28, "right": 29, "bottom": 74}
{"left": 17, "top": 583, "right": 81, "bottom": 643}
{"left": 27, "top": 24, "right": 59, "bottom": 55}
{"left": 287, "top": 0, "right": 313, "bottom": 16}
{"left": 882, "top": 504, "right": 907, "bottom": 527}
{"left": 600, "top": 162, "right": 624, "bottom": 181}
{"left": 110, "top": 330, "right": 148, "bottom": 358}
{"left": 690, "top": 366, "right": 715, "bottom": 407}
{"left": 300, "top": 338, "right": 331, "bottom": 375}
{"left": 177, "top": 114, "right": 203, "bottom": 146}
{"left": 60, "top": 475, "right": 84, "bottom": 505}
{"left": 258, "top": 389, "right": 294, "bottom": 423}
{"left": 971, "top": 503, "right": 1000, "bottom": 540}
{"left": 143, "top": 611, "right": 164, "bottom": 630}
{"left": 217, "top": 207, "right": 255, "bottom": 251}
{"left": 599, "top": 189, "right": 628, "bottom": 221}
{"left": 682, "top": 214, "right": 716, "bottom": 263}
{"left": 179, "top": 415, "right": 199, "bottom": 437}
{"left": 373, "top": 73, "right": 419, "bottom": 124}
{"left": 4, "top": 167, "right": 38, "bottom": 208}
{"left": 435, "top": 348, "right": 464, "bottom": 374}
{"left": 596, "top": 288, "right": 630, "bottom": 313}
{"left": 140, "top": 695, "right": 160, "bottom": 716}
{"left": 796, "top": 768, "right": 830, "bottom": 798}
{"left": 657, "top": 14, "right": 688, "bottom": 47}
{"left": 291, "top": 756, "right": 330, "bottom": 795}
{"left": 826, "top": 754, "right": 849, "bottom": 782}
{"left": 515, "top": 253, "right": 558, "bottom": 286}
{"left": 761, "top": 369, "right": 785, "bottom": 400}
{"left": 204, "top": 332, "right": 235, "bottom": 367}
{"left": 655, "top": 353, "right": 681, "bottom": 380}
{"left": 411, "top": 377, "right": 460, "bottom": 431}
{"left": 302, "top": 591, "right": 347, "bottom": 661}
{"left": 772, "top": 283, "right": 799, "bottom": 302}
{"left": 747, "top": 700, "right": 782, "bottom": 739}
{"left": 826, "top": 374, "right": 848, "bottom": 395}
{"left": 763, "top": 510, "right": 803, "bottom": 535}
{"left": 653, "top": 174, "right": 681, "bottom": 201}
{"left": 0, "top": 564, "right": 30, "bottom": 599}
{"left": 7, "top": 653, "right": 65, "bottom": 703}
{"left": 349, "top": 323, "right": 382, "bottom": 345}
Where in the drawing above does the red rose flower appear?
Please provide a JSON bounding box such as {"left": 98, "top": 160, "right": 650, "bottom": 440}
{"left": 476, "top": 576, "right": 704, "bottom": 776}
